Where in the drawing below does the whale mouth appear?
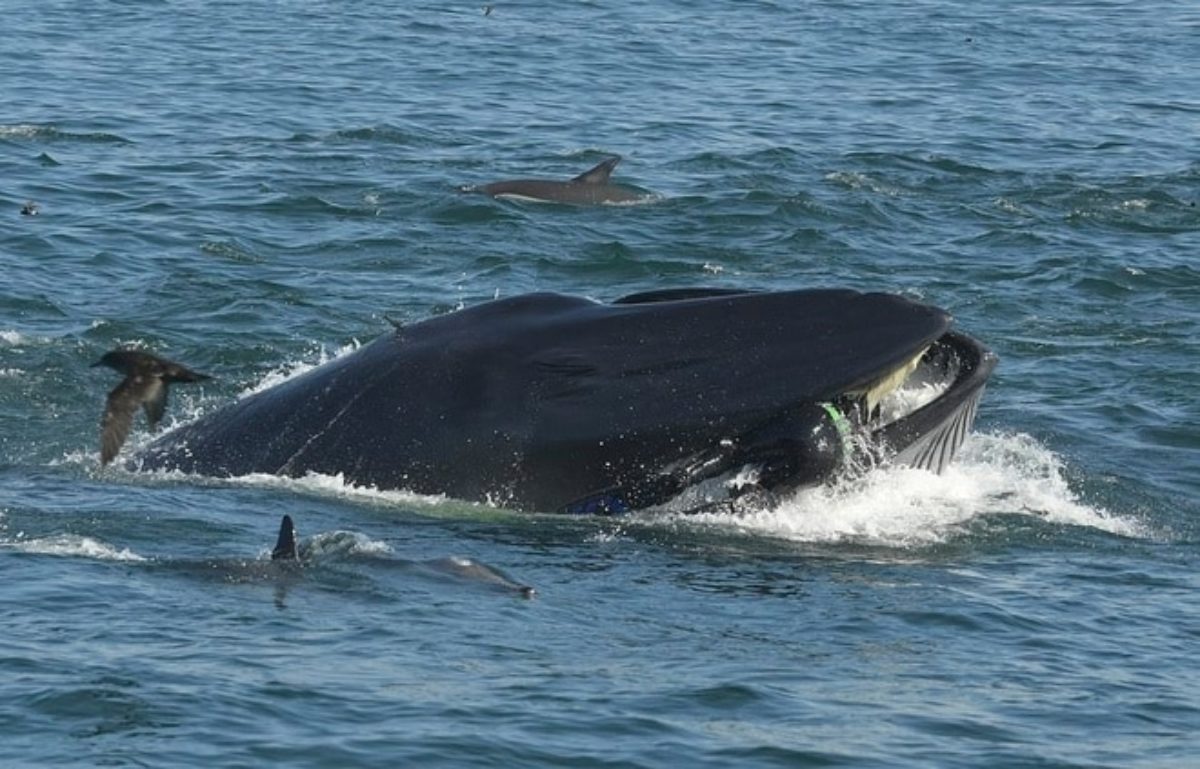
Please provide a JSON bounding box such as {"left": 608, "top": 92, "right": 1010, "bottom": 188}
{"left": 571, "top": 331, "right": 997, "bottom": 516}
{"left": 847, "top": 345, "right": 930, "bottom": 419}
{"left": 864, "top": 330, "right": 997, "bottom": 476}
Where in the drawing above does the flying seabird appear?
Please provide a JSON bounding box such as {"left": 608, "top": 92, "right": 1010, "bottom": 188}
{"left": 92, "top": 349, "right": 211, "bottom": 465}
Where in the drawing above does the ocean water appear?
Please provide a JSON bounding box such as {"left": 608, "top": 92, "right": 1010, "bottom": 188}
{"left": 2, "top": 1, "right": 1198, "bottom": 766}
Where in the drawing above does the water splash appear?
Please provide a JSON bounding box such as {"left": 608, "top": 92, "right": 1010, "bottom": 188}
{"left": 0, "top": 330, "right": 35, "bottom": 347}
{"left": 1, "top": 533, "right": 145, "bottom": 562}
{"left": 84, "top": 416, "right": 1146, "bottom": 548}
{"left": 0, "top": 123, "right": 131, "bottom": 143}
{"left": 239, "top": 341, "right": 363, "bottom": 396}
{"left": 299, "top": 529, "right": 393, "bottom": 560}
{"left": 673, "top": 432, "right": 1147, "bottom": 547}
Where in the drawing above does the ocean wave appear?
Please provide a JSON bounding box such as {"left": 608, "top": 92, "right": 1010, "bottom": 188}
{"left": 0, "top": 123, "right": 132, "bottom": 144}
{"left": 301, "top": 529, "right": 394, "bottom": 560}
{"left": 326, "top": 124, "right": 447, "bottom": 146}
{"left": 1, "top": 533, "right": 145, "bottom": 562}
{"left": 122, "top": 466, "right": 458, "bottom": 517}
{"left": 222, "top": 470, "right": 445, "bottom": 508}
{"left": 0, "top": 329, "right": 56, "bottom": 349}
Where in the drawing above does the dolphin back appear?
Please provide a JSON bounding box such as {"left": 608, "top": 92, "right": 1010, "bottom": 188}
{"left": 475, "top": 155, "right": 647, "bottom": 204}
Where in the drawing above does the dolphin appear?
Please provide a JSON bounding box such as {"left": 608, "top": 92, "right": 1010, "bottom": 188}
{"left": 413, "top": 556, "right": 535, "bottom": 598}
{"left": 270, "top": 515, "right": 534, "bottom": 597}
{"left": 138, "top": 514, "right": 304, "bottom": 597}
{"left": 131, "top": 289, "right": 996, "bottom": 514}
{"left": 467, "top": 155, "right": 650, "bottom": 205}
{"left": 91, "top": 349, "right": 211, "bottom": 465}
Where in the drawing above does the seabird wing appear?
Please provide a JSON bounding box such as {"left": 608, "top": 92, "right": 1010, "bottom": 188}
{"left": 101, "top": 379, "right": 142, "bottom": 465}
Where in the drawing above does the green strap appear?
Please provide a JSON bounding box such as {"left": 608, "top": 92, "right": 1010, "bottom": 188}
{"left": 819, "top": 402, "right": 853, "bottom": 459}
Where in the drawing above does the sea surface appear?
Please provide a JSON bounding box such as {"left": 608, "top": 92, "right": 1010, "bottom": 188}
{"left": 2, "top": 1, "right": 1198, "bottom": 766}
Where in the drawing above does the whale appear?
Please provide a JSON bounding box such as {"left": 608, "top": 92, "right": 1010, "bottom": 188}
{"left": 466, "top": 155, "right": 650, "bottom": 205}
{"left": 132, "top": 288, "right": 996, "bottom": 514}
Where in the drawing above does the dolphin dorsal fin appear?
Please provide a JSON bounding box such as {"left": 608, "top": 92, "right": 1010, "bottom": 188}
{"left": 271, "top": 515, "right": 298, "bottom": 561}
{"left": 571, "top": 155, "right": 621, "bottom": 185}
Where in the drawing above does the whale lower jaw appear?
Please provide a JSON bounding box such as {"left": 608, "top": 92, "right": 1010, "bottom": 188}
{"left": 558, "top": 330, "right": 996, "bottom": 516}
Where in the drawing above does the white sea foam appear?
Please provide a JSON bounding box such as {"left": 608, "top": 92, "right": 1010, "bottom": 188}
{"left": 0, "top": 124, "right": 44, "bottom": 138}
{"left": 250, "top": 433, "right": 1143, "bottom": 547}
{"left": 673, "top": 431, "right": 1146, "bottom": 547}
{"left": 2, "top": 533, "right": 146, "bottom": 561}
{"left": 304, "top": 529, "right": 393, "bottom": 559}
{"left": 239, "top": 340, "right": 362, "bottom": 397}
{"left": 225, "top": 470, "right": 445, "bottom": 508}
{"left": 126, "top": 467, "right": 459, "bottom": 518}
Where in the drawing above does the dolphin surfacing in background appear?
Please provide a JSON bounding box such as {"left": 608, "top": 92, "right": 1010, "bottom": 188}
{"left": 467, "top": 155, "right": 651, "bottom": 205}
{"left": 131, "top": 289, "right": 996, "bottom": 514}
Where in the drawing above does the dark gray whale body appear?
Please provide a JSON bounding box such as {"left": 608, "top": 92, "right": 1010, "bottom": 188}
{"left": 134, "top": 289, "right": 996, "bottom": 514}
{"left": 469, "top": 155, "right": 650, "bottom": 205}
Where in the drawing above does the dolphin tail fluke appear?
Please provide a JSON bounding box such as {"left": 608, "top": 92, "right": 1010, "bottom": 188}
{"left": 271, "top": 515, "right": 298, "bottom": 561}
{"left": 572, "top": 155, "right": 621, "bottom": 185}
